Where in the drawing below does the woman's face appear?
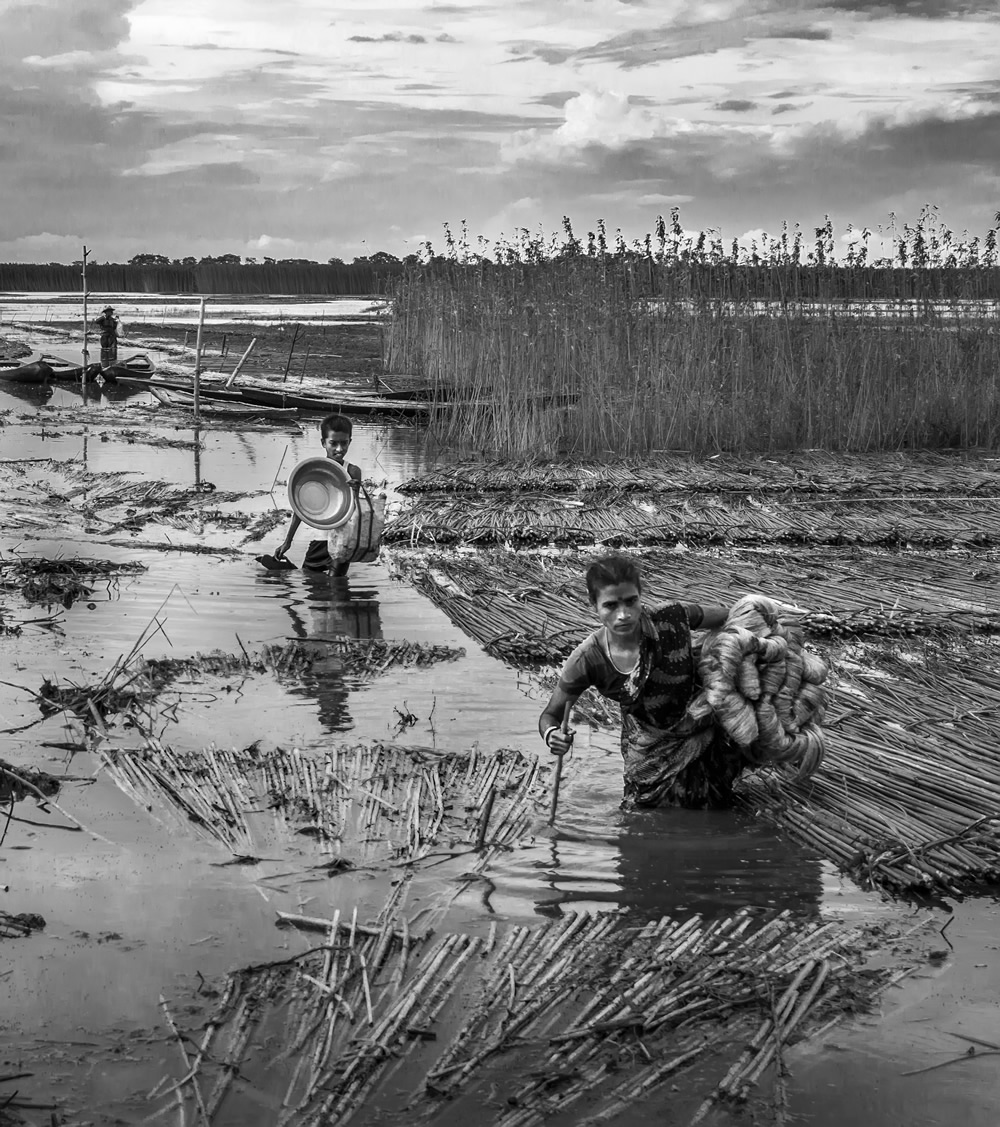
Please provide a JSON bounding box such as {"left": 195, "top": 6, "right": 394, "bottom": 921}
{"left": 592, "top": 581, "right": 641, "bottom": 639}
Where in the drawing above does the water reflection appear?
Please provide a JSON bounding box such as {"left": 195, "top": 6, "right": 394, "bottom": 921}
{"left": 263, "top": 569, "right": 385, "bottom": 731}
{"left": 533, "top": 805, "right": 823, "bottom": 921}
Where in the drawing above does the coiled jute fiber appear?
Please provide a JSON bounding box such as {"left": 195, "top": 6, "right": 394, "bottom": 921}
{"left": 696, "top": 594, "right": 829, "bottom": 779}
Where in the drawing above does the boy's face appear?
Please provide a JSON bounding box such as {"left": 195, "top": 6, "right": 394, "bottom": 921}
{"left": 592, "top": 581, "right": 641, "bottom": 639}
{"left": 322, "top": 430, "right": 351, "bottom": 463}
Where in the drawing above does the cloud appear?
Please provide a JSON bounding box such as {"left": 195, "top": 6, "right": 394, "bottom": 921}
{"left": 826, "top": 0, "right": 998, "bottom": 16}
{"left": 765, "top": 26, "right": 831, "bottom": 40}
{"left": 348, "top": 32, "right": 428, "bottom": 44}
{"left": 532, "top": 90, "right": 580, "bottom": 108}
{"left": 505, "top": 90, "right": 662, "bottom": 162}
{"left": 715, "top": 99, "right": 757, "bottom": 112}
{"left": 0, "top": 232, "right": 86, "bottom": 263}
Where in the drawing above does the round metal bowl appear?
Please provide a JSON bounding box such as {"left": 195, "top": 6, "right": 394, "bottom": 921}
{"left": 287, "top": 456, "right": 356, "bottom": 530}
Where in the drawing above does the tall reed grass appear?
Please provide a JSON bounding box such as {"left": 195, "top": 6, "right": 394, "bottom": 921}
{"left": 383, "top": 210, "right": 1000, "bottom": 455}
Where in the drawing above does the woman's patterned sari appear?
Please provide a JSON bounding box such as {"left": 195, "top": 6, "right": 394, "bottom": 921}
{"left": 620, "top": 604, "right": 744, "bottom": 809}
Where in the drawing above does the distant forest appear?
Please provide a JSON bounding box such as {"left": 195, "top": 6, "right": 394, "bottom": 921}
{"left": 5, "top": 206, "right": 1000, "bottom": 300}
{"left": 0, "top": 253, "right": 412, "bottom": 295}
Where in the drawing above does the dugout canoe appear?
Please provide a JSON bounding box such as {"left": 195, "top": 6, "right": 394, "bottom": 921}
{"left": 98, "top": 354, "right": 157, "bottom": 383}
{"left": 237, "top": 386, "right": 430, "bottom": 418}
{"left": 0, "top": 351, "right": 154, "bottom": 384}
{"left": 148, "top": 385, "right": 300, "bottom": 420}
{"left": 112, "top": 375, "right": 245, "bottom": 402}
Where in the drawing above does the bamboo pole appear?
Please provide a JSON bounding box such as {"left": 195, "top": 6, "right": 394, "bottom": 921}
{"left": 224, "top": 337, "right": 257, "bottom": 387}
{"left": 193, "top": 297, "right": 206, "bottom": 423}
{"left": 548, "top": 700, "right": 571, "bottom": 825}
{"left": 80, "top": 246, "right": 90, "bottom": 402}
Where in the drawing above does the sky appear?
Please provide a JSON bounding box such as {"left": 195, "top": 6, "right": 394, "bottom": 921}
{"left": 1, "top": 0, "right": 999, "bottom": 263}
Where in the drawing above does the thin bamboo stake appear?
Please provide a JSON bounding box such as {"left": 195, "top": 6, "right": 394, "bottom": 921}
{"left": 548, "top": 701, "right": 571, "bottom": 825}
{"left": 224, "top": 337, "right": 257, "bottom": 387}
{"left": 193, "top": 297, "right": 206, "bottom": 424}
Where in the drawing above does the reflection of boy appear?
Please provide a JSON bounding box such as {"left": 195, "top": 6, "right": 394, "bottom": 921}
{"left": 274, "top": 414, "right": 362, "bottom": 576}
{"left": 539, "top": 554, "right": 741, "bottom": 809}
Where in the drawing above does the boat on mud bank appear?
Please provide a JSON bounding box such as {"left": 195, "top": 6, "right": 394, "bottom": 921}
{"left": 112, "top": 373, "right": 431, "bottom": 418}
{"left": 0, "top": 351, "right": 155, "bottom": 384}
{"left": 148, "top": 384, "right": 300, "bottom": 421}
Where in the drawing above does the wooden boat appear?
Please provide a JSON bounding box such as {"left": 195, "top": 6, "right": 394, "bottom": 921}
{"left": 238, "top": 386, "right": 429, "bottom": 418}
{"left": 108, "top": 372, "right": 428, "bottom": 418}
{"left": 98, "top": 353, "right": 156, "bottom": 383}
{"left": 0, "top": 352, "right": 80, "bottom": 384}
{"left": 148, "top": 385, "right": 299, "bottom": 421}
{"left": 112, "top": 374, "right": 245, "bottom": 402}
{"left": 0, "top": 350, "right": 154, "bottom": 384}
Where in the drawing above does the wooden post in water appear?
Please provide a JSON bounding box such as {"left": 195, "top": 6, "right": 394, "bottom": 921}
{"left": 193, "top": 297, "right": 206, "bottom": 424}
{"left": 81, "top": 246, "right": 90, "bottom": 404}
{"left": 281, "top": 323, "right": 300, "bottom": 384}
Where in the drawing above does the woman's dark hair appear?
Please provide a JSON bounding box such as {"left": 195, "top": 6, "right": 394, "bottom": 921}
{"left": 585, "top": 554, "right": 642, "bottom": 603}
{"left": 321, "top": 413, "right": 353, "bottom": 438}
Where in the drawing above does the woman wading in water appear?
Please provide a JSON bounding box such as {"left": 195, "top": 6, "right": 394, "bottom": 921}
{"left": 539, "top": 554, "right": 745, "bottom": 808}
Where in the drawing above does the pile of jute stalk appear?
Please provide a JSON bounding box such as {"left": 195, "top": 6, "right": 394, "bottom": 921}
{"left": 101, "top": 739, "right": 546, "bottom": 866}
{"left": 383, "top": 490, "right": 1000, "bottom": 551}
{"left": 695, "top": 594, "right": 830, "bottom": 779}
{"left": 154, "top": 906, "right": 895, "bottom": 1126}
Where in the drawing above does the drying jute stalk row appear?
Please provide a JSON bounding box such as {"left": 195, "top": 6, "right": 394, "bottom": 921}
{"left": 100, "top": 739, "right": 548, "bottom": 865}
{"left": 149, "top": 904, "right": 913, "bottom": 1126}
{"left": 396, "top": 450, "right": 1000, "bottom": 497}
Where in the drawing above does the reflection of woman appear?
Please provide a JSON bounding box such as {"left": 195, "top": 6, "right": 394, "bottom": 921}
{"left": 533, "top": 808, "right": 823, "bottom": 922}
{"left": 269, "top": 571, "right": 384, "bottom": 732}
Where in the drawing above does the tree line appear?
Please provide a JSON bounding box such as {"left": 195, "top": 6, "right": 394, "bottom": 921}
{"left": 0, "top": 253, "right": 413, "bottom": 295}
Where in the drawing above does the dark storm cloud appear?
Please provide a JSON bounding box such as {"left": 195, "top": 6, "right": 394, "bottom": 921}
{"left": 348, "top": 32, "right": 428, "bottom": 43}
{"left": 532, "top": 90, "right": 580, "bottom": 107}
{"left": 824, "top": 0, "right": 998, "bottom": 16}
{"left": 716, "top": 99, "right": 758, "bottom": 112}
{"left": 766, "top": 26, "right": 832, "bottom": 40}
{"left": 186, "top": 44, "right": 302, "bottom": 56}
{"left": 5, "top": 0, "right": 135, "bottom": 58}
{"left": 506, "top": 42, "right": 575, "bottom": 65}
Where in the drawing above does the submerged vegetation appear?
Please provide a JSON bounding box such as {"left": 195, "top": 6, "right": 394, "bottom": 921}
{"left": 384, "top": 207, "right": 1000, "bottom": 455}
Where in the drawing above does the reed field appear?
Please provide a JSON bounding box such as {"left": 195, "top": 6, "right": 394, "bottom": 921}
{"left": 383, "top": 210, "right": 1000, "bottom": 455}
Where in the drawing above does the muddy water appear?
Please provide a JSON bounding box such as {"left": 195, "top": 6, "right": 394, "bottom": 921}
{"left": 0, "top": 385, "right": 863, "bottom": 922}
{"left": 0, "top": 306, "right": 886, "bottom": 1123}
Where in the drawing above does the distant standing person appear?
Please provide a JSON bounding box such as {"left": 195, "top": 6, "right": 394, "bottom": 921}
{"left": 274, "top": 414, "right": 363, "bottom": 576}
{"left": 95, "top": 305, "right": 123, "bottom": 367}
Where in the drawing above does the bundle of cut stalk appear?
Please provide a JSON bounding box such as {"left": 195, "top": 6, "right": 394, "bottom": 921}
{"left": 697, "top": 594, "right": 828, "bottom": 780}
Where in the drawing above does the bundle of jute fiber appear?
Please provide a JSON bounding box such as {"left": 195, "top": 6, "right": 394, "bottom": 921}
{"left": 696, "top": 594, "right": 829, "bottom": 779}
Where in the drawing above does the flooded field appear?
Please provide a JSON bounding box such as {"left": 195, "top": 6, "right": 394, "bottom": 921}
{"left": 1, "top": 297, "right": 995, "bottom": 1126}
